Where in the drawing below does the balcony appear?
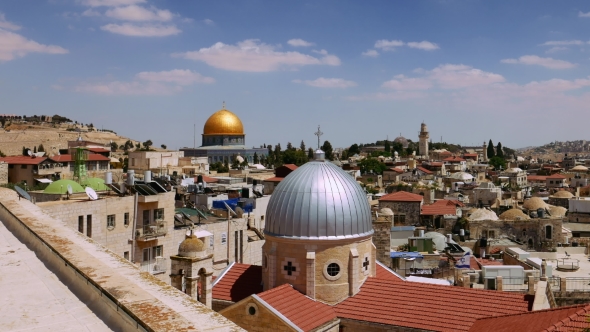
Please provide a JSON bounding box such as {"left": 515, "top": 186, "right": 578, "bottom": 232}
{"left": 135, "top": 220, "right": 167, "bottom": 241}
{"left": 140, "top": 257, "right": 167, "bottom": 275}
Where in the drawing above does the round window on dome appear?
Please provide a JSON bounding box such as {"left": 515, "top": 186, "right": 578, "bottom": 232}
{"left": 327, "top": 263, "right": 340, "bottom": 277}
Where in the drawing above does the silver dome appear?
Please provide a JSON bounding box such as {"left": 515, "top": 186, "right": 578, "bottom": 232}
{"left": 265, "top": 159, "right": 373, "bottom": 240}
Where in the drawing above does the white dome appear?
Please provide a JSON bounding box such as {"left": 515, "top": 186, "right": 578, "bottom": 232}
{"left": 449, "top": 172, "right": 474, "bottom": 181}
{"left": 265, "top": 157, "right": 373, "bottom": 240}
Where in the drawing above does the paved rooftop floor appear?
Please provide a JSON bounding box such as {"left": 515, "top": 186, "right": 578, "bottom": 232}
{"left": 0, "top": 221, "right": 112, "bottom": 332}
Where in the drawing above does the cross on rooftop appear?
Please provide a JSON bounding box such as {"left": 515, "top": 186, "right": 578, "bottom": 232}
{"left": 284, "top": 261, "right": 296, "bottom": 276}
{"left": 363, "top": 257, "right": 370, "bottom": 271}
{"left": 314, "top": 125, "right": 323, "bottom": 149}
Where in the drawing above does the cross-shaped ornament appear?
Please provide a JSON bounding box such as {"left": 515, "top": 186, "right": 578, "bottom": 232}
{"left": 284, "top": 261, "right": 296, "bottom": 276}
{"left": 363, "top": 257, "right": 370, "bottom": 271}
{"left": 314, "top": 125, "right": 323, "bottom": 150}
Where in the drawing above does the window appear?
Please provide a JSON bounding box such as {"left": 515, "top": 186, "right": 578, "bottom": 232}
{"left": 327, "top": 263, "right": 340, "bottom": 277}
{"left": 107, "top": 214, "right": 116, "bottom": 229}
{"left": 87, "top": 215, "right": 92, "bottom": 238}
{"left": 21, "top": 164, "right": 27, "bottom": 169}
{"left": 143, "top": 210, "right": 150, "bottom": 225}
{"left": 545, "top": 225, "right": 552, "bottom": 240}
{"left": 124, "top": 212, "right": 129, "bottom": 227}
{"left": 153, "top": 245, "right": 163, "bottom": 258}
{"left": 209, "top": 235, "right": 214, "bottom": 248}
{"left": 394, "top": 214, "right": 406, "bottom": 224}
{"left": 124, "top": 251, "right": 129, "bottom": 260}
{"left": 8, "top": 164, "right": 13, "bottom": 169}
{"left": 221, "top": 232, "right": 227, "bottom": 245}
{"left": 131, "top": 158, "right": 135, "bottom": 166}
{"left": 153, "top": 208, "right": 164, "bottom": 221}
{"left": 78, "top": 216, "right": 84, "bottom": 233}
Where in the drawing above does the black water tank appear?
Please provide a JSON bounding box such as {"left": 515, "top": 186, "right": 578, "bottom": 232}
{"left": 241, "top": 187, "right": 249, "bottom": 198}
{"left": 197, "top": 175, "right": 203, "bottom": 183}
{"left": 253, "top": 179, "right": 258, "bottom": 186}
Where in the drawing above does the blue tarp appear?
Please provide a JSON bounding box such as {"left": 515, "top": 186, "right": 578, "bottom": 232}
{"left": 390, "top": 252, "right": 424, "bottom": 259}
{"left": 212, "top": 198, "right": 253, "bottom": 213}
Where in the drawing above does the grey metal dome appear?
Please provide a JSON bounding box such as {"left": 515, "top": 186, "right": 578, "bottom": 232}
{"left": 265, "top": 158, "right": 373, "bottom": 240}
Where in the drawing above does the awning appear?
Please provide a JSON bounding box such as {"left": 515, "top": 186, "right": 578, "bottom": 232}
{"left": 35, "top": 178, "right": 53, "bottom": 183}
{"left": 390, "top": 252, "right": 424, "bottom": 259}
{"left": 186, "top": 229, "right": 213, "bottom": 238}
{"left": 110, "top": 157, "right": 121, "bottom": 163}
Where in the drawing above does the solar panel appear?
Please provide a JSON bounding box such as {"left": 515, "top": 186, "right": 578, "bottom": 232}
{"left": 195, "top": 208, "right": 208, "bottom": 220}
{"left": 148, "top": 181, "right": 167, "bottom": 193}
{"left": 138, "top": 184, "right": 158, "bottom": 195}
{"left": 15, "top": 186, "right": 31, "bottom": 201}
{"left": 253, "top": 190, "right": 263, "bottom": 197}
{"left": 107, "top": 183, "right": 123, "bottom": 195}
{"left": 133, "top": 185, "right": 150, "bottom": 196}
{"left": 181, "top": 211, "right": 192, "bottom": 220}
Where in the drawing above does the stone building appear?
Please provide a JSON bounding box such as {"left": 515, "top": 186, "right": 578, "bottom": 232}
{"left": 0, "top": 161, "right": 7, "bottom": 185}
{"left": 378, "top": 191, "right": 423, "bottom": 226}
{"left": 548, "top": 190, "right": 573, "bottom": 209}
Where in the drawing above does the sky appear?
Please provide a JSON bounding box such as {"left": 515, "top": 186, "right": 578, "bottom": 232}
{"left": 1, "top": 1, "right": 590, "bottom": 151}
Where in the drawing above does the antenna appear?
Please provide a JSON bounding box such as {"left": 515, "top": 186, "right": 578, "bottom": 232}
{"left": 85, "top": 187, "right": 98, "bottom": 201}
{"left": 67, "top": 184, "right": 73, "bottom": 195}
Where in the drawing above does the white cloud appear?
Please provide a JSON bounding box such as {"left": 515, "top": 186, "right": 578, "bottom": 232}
{"left": 288, "top": 38, "right": 314, "bottom": 47}
{"left": 203, "top": 18, "right": 214, "bottom": 25}
{"left": 74, "top": 69, "right": 213, "bottom": 95}
{"left": 546, "top": 46, "right": 568, "bottom": 54}
{"left": 172, "top": 39, "right": 341, "bottom": 72}
{"left": 374, "top": 39, "right": 404, "bottom": 51}
{"left": 292, "top": 77, "right": 357, "bottom": 88}
{"left": 579, "top": 11, "right": 590, "bottom": 17}
{"left": 105, "top": 5, "right": 174, "bottom": 22}
{"left": 541, "top": 40, "right": 585, "bottom": 46}
{"left": 0, "top": 13, "right": 21, "bottom": 30}
{"left": 501, "top": 55, "right": 576, "bottom": 69}
{"left": 82, "top": 8, "right": 101, "bottom": 17}
{"left": 101, "top": 23, "right": 181, "bottom": 37}
{"left": 135, "top": 69, "right": 214, "bottom": 85}
{"left": 80, "top": 0, "right": 146, "bottom": 7}
{"left": 382, "top": 75, "right": 432, "bottom": 90}
{"left": 362, "top": 49, "right": 379, "bottom": 57}
{"left": 407, "top": 41, "right": 439, "bottom": 51}
{"left": 428, "top": 64, "right": 505, "bottom": 89}
{"left": 0, "top": 29, "right": 68, "bottom": 61}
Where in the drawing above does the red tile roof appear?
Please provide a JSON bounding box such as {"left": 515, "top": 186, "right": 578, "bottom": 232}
{"left": 375, "top": 262, "right": 404, "bottom": 282}
{"left": 87, "top": 147, "right": 110, "bottom": 153}
{"left": 432, "top": 199, "right": 465, "bottom": 207}
{"left": 386, "top": 167, "right": 404, "bottom": 173}
{"left": 263, "top": 177, "right": 284, "bottom": 182}
{"left": 334, "top": 277, "right": 532, "bottom": 332}
{"left": 50, "top": 154, "right": 110, "bottom": 162}
{"left": 463, "top": 153, "right": 478, "bottom": 157}
{"left": 469, "top": 304, "right": 590, "bottom": 332}
{"left": 470, "top": 256, "right": 480, "bottom": 269}
{"left": 421, "top": 204, "right": 457, "bottom": 216}
{"left": 257, "top": 284, "right": 337, "bottom": 331}
{"left": 547, "top": 173, "right": 567, "bottom": 179}
{"left": 379, "top": 191, "right": 424, "bottom": 202}
{"left": 443, "top": 156, "right": 466, "bottom": 162}
{"left": 0, "top": 156, "right": 47, "bottom": 165}
{"left": 417, "top": 166, "right": 433, "bottom": 174}
{"left": 213, "top": 263, "right": 263, "bottom": 302}
{"left": 194, "top": 175, "right": 219, "bottom": 183}
{"left": 429, "top": 162, "right": 443, "bottom": 167}
{"left": 283, "top": 164, "right": 298, "bottom": 171}
{"left": 528, "top": 175, "right": 548, "bottom": 181}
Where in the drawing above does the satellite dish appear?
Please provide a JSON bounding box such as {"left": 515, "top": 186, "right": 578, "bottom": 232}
{"left": 67, "top": 184, "right": 73, "bottom": 195}
{"left": 85, "top": 187, "right": 98, "bottom": 201}
{"left": 27, "top": 150, "right": 32, "bottom": 156}
{"left": 15, "top": 186, "right": 31, "bottom": 201}
{"left": 236, "top": 156, "right": 244, "bottom": 163}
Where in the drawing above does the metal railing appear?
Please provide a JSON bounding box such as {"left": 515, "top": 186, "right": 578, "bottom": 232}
{"left": 136, "top": 220, "right": 167, "bottom": 241}
{"left": 392, "top": 267, "right": 454, "bottom": 279}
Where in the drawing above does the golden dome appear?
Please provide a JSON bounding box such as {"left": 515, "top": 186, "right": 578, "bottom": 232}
{"left": 203, "top": 109, "right": 244, "bottom": 135}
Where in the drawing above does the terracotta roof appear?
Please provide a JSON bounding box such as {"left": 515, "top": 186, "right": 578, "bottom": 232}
{"left": 263, "top": 176, "right": 284, "bottom": 182}
{"left": 489, "top": 247, "right": 503, "bottom": 254}
{"left": 547, "top": 173, "right": 567, "bottom": 179}
{"left": 194, "top": 175, "right": 219, "bottom": 183}
{"left": 212, "top": 263, "right": 262, "bottom": 302}
{"left": 334, "top": 277, "right": 532, "bottom": 332}
{"left": 439, "top": 151, "right": 452, "bottom": 156}
{"left": 416, "top": 166, "right": 433, "bottom": 174}
{"left": 386, "top": 167, "right": 404, "bottom": 173}
{"left": 379, "top": 191, "right": 424, "bottom": 202}
{"left": 421, "top": 204, "right": 457, "bottom": 216}
{"left": 463, "top": 153, "right": 478, "bottom": 157}
{"left": 469, "top": 304, "right": 590, "bottom": 332}
{"left": 282, "top": 164, "right": 298, "bottom": 171}
{"left": 86, "top": 147, "right": 110, "bottom": 153}
{"left": 470, "top": 256, "right": 480, "bottom": 269}
{"left": 528, "top": 175, "right": 548, "bottom": 181}
{"left": 257, "top": 284, "right": 337, "bottom": 331}
{"left": 375, "top": 262, "right": 404, "bottom": 282}
{"left": 50, "top": 154, "right": 110, "bottom": 162}
{"left": 0, "top": 156, "right": 47, "bottom": 165}
{"left": 432, "top": 199, "right": 465, "bottom": 207}
{"left": 429, "top": 162, "right": 443, "bottom": 167}
{"left": 443, "top": 156, "right": 466, "bottom": 162}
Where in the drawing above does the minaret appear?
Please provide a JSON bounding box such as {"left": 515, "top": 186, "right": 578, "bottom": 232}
{"left": 483, "top": 141, "right": 488, "bottom": 162}
{"left": 419, "top": 122, "right": 429, "bottom": 158}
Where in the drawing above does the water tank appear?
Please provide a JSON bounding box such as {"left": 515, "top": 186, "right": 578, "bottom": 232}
{"left": 253, "top": 179, "right": 258, "bottom": 186}
{"left": 144, "top": 171, "right": 152, "bottom": 183}
{"left": 127, "top": 170, "right": 135, "bottom": 186}
{"left": 104, "top": 172, "right": 112, "bottom": 185}
{"left": 419, "top": 230, "right": 425, "bottom": 237}
{"left": 241, "top": 187, "right": 250, "bottom": 198}
{"left": 197, "top": 175, "right": 203, "bottom": 184}
{"left": 537, "top": 208, "right": 545, "bottom": 218}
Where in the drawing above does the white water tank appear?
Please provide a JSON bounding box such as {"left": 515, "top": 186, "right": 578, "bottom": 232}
{"left": 105, "top": 172, "right": 112, "bottom": 185}
{"left": 144, "top": 170, "right": 152, "bottom": 183}
{"left": 127, "top": 170, "right": 135, "bottom": 186}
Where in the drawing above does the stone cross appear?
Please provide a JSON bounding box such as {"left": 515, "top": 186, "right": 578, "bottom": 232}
{"left": 284, "top": 261, "right": 297, "bottom": 276}
{"left": 314, "top": 125, "right": 323, "bottom": 149}
{"left": 363, "top": 257, "right": 370, "bottom": 271}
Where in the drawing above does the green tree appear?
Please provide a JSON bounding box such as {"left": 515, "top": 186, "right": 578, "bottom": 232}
{"left": 161, "top": 144, "right": 167, "bottom": 150}
{"left": 308, "top": 148, "right": 314, "bottom": 160}
{"left": 321, "top": 140, "right": 334, "bottom": 160}
{"left": 300, "top": 140, "right": 306, "bottom": 152}
{"left": 142, "top": 139, "right": 153, "bottom": 150}
{"left": 384, "top": 140, "right": 391, "bottom": 153}
{"left": 33, "top": 146, "right": 37, "bottom": 153}
{"left": 22, "top": 146, "right": 27, "bottom": 156}
{"left": 348, "top": 143, "right": 360, "bottom": 156}
{"left": 110, "top": 142, "right": 118, "bottom": 151}
{"left": 0, "top": 150, "right": 6, "bottom": 157}
{"left": 253, "top": 152, "right": 259, "bottom": 164}
{"left": 487, "top": 139, "right": 495, "bottom": 159}
{"left": 359, "top": 158, "right": 387, "bottom": 175}
{"left": 488, "top": 156, "right": 506, "bottom": 170}
{"left": 38, "top": 144, "right": 44, "bottom": 152}
{"left": 286, "top": 142, "right": 294, "bottom": 150}
{"left": 496, "top": 142, "right": 504, "bottom": 158}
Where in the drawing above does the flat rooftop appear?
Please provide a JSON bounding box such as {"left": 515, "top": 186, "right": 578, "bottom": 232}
{"left": 0, "top": 221, "right": 112, "bottom": 331}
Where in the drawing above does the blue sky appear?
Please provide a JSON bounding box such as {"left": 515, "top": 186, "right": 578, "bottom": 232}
{"left": 1, "top": 1, "right": 590, "bottom": 150}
